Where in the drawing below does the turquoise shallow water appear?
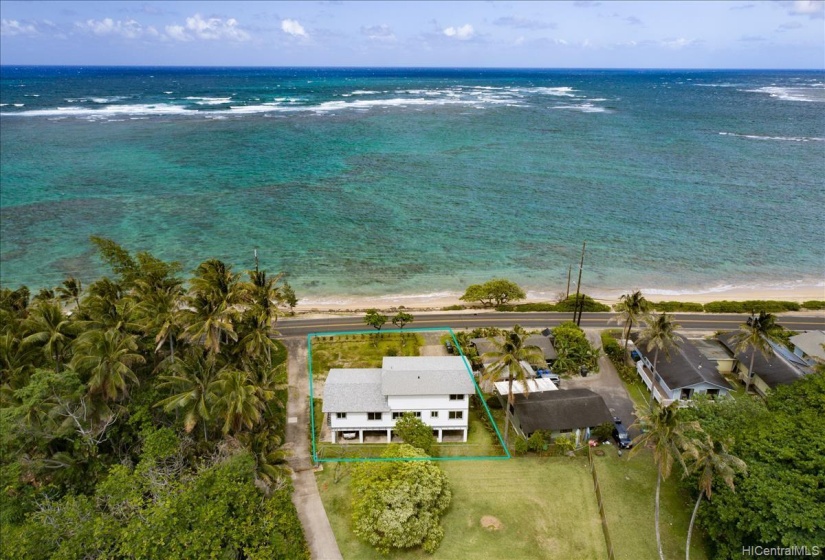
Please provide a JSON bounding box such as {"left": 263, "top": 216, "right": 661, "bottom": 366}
{"left": 1, "top": 67, "right": 823, "bottom": 301}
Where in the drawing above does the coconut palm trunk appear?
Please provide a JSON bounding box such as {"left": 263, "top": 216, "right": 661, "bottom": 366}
{"left": 686, "top": 490, "right": 704, "bottom": 560}
{"left": 655, "top": 469, "right": 664, "bottom": 560}
{"left": 504, "top": 373, "right": 515, "bottom": 447}
{"left": 745, "top": 352, "right": 755, "bottom": 394}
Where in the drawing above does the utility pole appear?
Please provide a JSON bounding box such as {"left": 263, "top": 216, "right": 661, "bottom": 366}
{"left": 254, "top": 248, "right": 259, "bottom": 273}
{"left": 573, "top": 241, "right": 586, "bottom": 326}
{"left": 566, "top": 265, "right": 572, "bottom": 299}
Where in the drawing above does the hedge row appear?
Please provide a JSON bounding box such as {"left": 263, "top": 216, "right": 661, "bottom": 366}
{"left": 497, "top": 294, "right": 611, "bottom": 313}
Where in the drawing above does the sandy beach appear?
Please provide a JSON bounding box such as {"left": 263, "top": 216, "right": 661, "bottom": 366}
{"left": 292, "top": 283, "right": 825, "bottom": 314}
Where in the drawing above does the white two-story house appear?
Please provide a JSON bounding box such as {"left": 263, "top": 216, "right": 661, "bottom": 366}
{"left": 322, "top": 356, "right": 476, "bottom": 443}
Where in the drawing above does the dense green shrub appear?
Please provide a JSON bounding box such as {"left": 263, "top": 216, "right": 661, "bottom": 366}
{"left": 394, "top": 413, "right": 436, "bottom": 455}
{"left": 600, "top": 331, "right": 624, "bottom": 364}
{"left": 514, "top": 436, "right": 529, "bottom": 456}
{"left": 650, "top": 300, "right": 705, "bottom": 312}
{"left": 496, "top": 302, "right": 557, "bottom": 312}
{"left": 553, "top": 294, "right": 611, "bottom": 312}
{"left": 441, "top": 304, "right": 466, "bottom": 311}
{"left": 485, "top": 395, "right": 503, "bottom": 409}
{"left": 553, "top": 322, "right": 600, "bottom": 375}
{"left": 350, "top": 444, "right": 451, "bottom": 554}
{"left": 702, "top": 300, "right": 801, "bottom": 313}
{"left": 802, "top": 300, "right": 825, "bottom": 310}
{"left": 591, "top": 422, "right": 614, "bottom": 443}
{"left": 527, "top": 430, "right": 551, "bottom": 452}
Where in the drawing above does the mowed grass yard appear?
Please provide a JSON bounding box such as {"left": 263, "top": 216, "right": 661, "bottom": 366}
{"left": 316, "top": 457, "right": 608, "bottom": 560}
{"left": 593, "top": 449, "right": 709, "bottom": 560}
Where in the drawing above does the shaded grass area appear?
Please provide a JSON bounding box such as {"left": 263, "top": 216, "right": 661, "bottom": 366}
{"left": 310, "top": 333, "right": 424, "bottom": 378}
{"left": 593, "top": 450, "right": 709, "bottom": 560}
{"left": 316, "top": 457, "right": 608, "bottom": 560}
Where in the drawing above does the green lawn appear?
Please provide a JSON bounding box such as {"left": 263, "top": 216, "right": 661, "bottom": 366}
{"left": 593, "top": 450, "right": 709, "bottom": 560}
{"left": 310, "top": 333, "right": 424, "bottom": 378}
{"left": 316, "top": 457, "right": 608, "bottom": 560}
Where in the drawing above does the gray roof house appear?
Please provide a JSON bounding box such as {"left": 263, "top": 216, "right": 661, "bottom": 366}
{"left": 510, "top": 388, "right": 613, "bottom": 440}
{"left": 718, "top": 333, "right": 804, "bottom": 396}
{"left": 632, "top": 334, "right": 731, "bottom": 404}
{"left": 789, "top": 330, "right": 825, "bottom": 366}
{"left": 322, "top": 356, "right": 476, "bottom": 443}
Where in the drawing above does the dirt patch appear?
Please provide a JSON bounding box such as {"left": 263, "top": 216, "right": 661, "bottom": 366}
{"left": 480, "top": 515, "right": 503, "bottom": 531}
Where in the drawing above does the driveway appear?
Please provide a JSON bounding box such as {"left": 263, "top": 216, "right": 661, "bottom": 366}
{"left": 282, "top": 337, "right": 343, "bottom": 560}
{"left": 559, "top": 329, "right": 638, "bottom": 435}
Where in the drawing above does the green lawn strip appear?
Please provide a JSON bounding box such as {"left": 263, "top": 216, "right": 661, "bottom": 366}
{"left": 311, "top": 333, "right": 424, "bottom": 378}
{"left": 316, "top": 457, "right": 608, "bottom": 560}
{"left": 592, "top": 450, "right": 709, "bottom": 560}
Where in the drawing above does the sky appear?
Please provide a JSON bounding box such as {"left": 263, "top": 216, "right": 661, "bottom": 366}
{"left": 1, "top": 1, "right": 823, "bottom": 68}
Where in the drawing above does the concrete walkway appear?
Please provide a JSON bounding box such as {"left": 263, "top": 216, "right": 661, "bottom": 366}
{"left": 282, "top": 337, "right": 343, "bottom": 560}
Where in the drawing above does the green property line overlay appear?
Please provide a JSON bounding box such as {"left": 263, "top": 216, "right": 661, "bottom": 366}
{"left": 307, "top": 327, "right": 511, "bottom": 463}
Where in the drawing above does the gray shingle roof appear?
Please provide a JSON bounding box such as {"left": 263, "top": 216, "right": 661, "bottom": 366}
{"left": 634, "top": 334, "right": 730, "bottom": 390}
{"left": 513, "top": 389, "right": 612, "bottom": 434}
{"left": 718, "top": 333, "right": 802, "bottom": 387}
{"left": 322, "top": 369, "right": 390, "bottom": 413}
{"left": 524, "top": 335, "right": 557, "bottom": 360}
{"left": 382, "top": 356, "right": 475, "bottom": 396}
{"left": 789, "top": 331, "right": 825, "bottom": 362}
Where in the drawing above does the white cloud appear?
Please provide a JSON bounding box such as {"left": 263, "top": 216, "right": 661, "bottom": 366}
{"left": 443, "top": 24, "right": 474, "bottom": 40}
{"left": 361, "top": 24, "right": 395, "bottom": 41}
{"left": 165, "top": 14, "right": 250, "bottom": 42}
{"left": 787, "top": 0, "right": 825, "bottom": 18}
{"left": 661, "top": 37, "right": 697, "bottom": 49}
{"left": 281, "top": 18, "right": 308, "bottom": 38}
{"left": 77, "top": 18, "right": 147, "bottom": 39}
{"left": 777, "top": 21, "right": 804, "bottom": 31}
{"left": 493, "top": 16, "right": 556, "bottom": 30}
{"left": 1, "top": 18, "right": 39, "bottom": 37}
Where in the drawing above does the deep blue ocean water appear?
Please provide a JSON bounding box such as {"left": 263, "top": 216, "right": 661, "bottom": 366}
{"left": 1, "top": 67, "right": 823, "bottom": 302}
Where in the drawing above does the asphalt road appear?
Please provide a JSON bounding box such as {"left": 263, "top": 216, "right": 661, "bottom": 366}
{"left": 275, "top": 312, "right": 825, "bottom": 337}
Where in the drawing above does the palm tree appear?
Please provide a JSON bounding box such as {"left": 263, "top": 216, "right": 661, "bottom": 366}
{"left": 480, "top": 325, "right": 546, "bottom": 447}
{"left": 22, "top": 300, "right": 75, "bottom": 372}
{"left": 133, "top": 279, "right": 184, "bottom": 362}
{"left": 639, "top": 312, "right": 681, "bottom": 372}
{"left": 731, "top": 311, "right": 777, "bottom": 394}
{"left": 56, "top": 276, "right": 83, "bottom": 310}
{"left": 613, "top": 290, "right": 652, "bottom": 352}
{"left": 630, "top": 402, "right": 700, "bottom": 560}
{"left": 213, "top": 368, "right": 263, "bottom": 435}
{"left": 182, "top": 260, "right": 241, "bottom": 354}
{"left": 71, "top": 328, "right": 145, "bottom": 401}
{"left": 684, "top": 435, "right": 746, "bottom": 560}
{"left": 155, "top": 348, "right": 221, "bottom": 439}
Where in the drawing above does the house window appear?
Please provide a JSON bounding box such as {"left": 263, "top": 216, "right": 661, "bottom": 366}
{"left": 449, "top": 411, "right": 463, "bottom": 420}
{"left": 367, "top": 412, "right": 382, "bottom": 421}
{"left": 412, "top": 411, "right": 422, "bottom": 418}
{"left": 336, "top": 413, "right": 347, "bottom": 420}
{"left": 431, "top": 411, "right": 439, "bottom": 418}
{"left": 392, "top": 412, "right": 403, "bottom": 420}
{"left": 706, "top": 389, "right": 720, "bottom": 398}
{"left": 560, "top": 429, "right": 573, "bottom": 434}
{"left": 449, "top": 394, "right": 465, "bottom": 401}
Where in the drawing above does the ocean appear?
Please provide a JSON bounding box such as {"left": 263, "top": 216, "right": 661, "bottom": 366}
{"left": 1, "top": 67, "right": 823, "bottom": 303}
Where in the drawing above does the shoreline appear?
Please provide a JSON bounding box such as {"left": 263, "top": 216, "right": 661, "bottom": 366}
{"left": 292, "top": 284, "right": 825, "bottom": 314}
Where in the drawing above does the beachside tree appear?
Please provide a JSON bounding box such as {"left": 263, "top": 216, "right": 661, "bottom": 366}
{"left": 213, "top": 368, "right": 264, "bottom": 435}
{"left": 630, "top": 402, "right": 700, "bottom": 560}
{"left": 684, "top": 435, "right": 746, "bottom": 560}
{"left": 71, "top": 328, "right": 145, "bottom": 402}
{"left": 155, "top": 347, "right": 221, "bottom": 439}
{"left": 56, "top": 276, "right": 83, "bottom": 310}
{"left": 364, "top": 309, "right": 388, "bottom": 331}
{"left": 182, "top": 260, "right": 242, "bottom": 355}
{"left": 731, "top": 311, "right": 778, "bottom": 394}
{"left": 639, "top": 312, "right": 681, "bottom": 372}
{"left": 22, "top": 300, "right": 75, "bottom": 372}
{"left": 133, "top": 279, "right": 184, "bottom": 363}
{"left": 480, "top": 325, "right": 546, "bottom": 447}
{"left": 281, "top": 281, "right": 298, "bottom": 315}
{"left": 392, "top": 311, "right": 414, "bottom": 331}
{"left": 613, "top": 290, "right": 652, "bottom": 352}
{"left": 460, "top": 279, "right": 526, "bottom": 308}
{"left": 351, "top": 444, "right": 451, "bottom": 554}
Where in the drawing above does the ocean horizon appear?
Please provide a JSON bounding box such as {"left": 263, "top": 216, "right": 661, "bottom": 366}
{"left": 1, "top": 66, "right": 823, "bottom": 299}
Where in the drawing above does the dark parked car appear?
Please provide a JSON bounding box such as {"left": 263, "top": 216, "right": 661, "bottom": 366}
{"left": 612, "top": 417, "right": 632, "bottom": 449}
{"left": 445, "top": 340, "right": 454, "bottom": 354}
{"left": 630, "top": 350, "right": 641, "bottom": 362}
